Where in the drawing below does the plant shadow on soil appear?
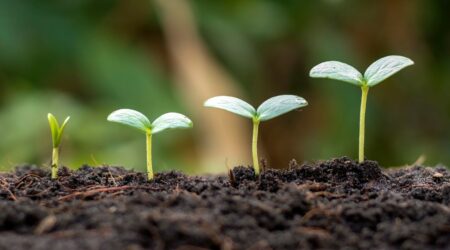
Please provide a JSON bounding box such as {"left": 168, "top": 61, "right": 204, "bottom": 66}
{"left": 0, "top": 157, "right": 449, "bottom": 250}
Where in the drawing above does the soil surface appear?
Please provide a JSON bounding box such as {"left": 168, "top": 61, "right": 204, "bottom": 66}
{"left": 0, "top": 157, "right": 449, "bottom": 250}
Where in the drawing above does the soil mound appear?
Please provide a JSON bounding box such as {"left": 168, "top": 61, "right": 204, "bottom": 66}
{"left": 0, "top": 157, "right": 448, "bottom": 250}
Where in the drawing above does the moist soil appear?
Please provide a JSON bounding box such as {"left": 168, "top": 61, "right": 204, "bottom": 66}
{"left": 0, "top": 157, "right": 449, "bottom": 250}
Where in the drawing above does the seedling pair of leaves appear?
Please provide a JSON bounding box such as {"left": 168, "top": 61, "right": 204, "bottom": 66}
{"left": 48, "top": 113, "right": 70, "bottom": 179}
{"left": 310, "top": 55, "right": 414, "bottom": 162}
{"left": 204, "top": 95, "right": 308, "bottom": 174}
{"left": 107, "top": 110, "right": 193, "bottom": 180}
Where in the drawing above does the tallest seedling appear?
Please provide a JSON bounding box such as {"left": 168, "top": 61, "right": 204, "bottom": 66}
{"left": 310, "top": 55, "right": 414, "bottom": 162}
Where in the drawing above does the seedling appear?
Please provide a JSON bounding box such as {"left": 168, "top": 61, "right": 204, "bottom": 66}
{"left": 204, "top": 95, "right": 308, "bottom": 174}
{"left": 310, "top": 55, "right": 414, "bottom": 163}
{"left": 48, "top": 113, "right": 70, "bottom": 179}
{"left": 107, "top": 109, "right": 193, "bottom": 180}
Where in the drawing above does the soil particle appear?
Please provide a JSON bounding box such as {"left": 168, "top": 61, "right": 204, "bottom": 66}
{"left": 0, "top": 157, "right": 448, "bottom": 250}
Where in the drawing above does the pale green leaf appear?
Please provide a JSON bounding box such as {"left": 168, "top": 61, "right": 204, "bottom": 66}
{"left": 151, "top": 112, "right": 193, "bottom": 134}
{"left": 256, "top": 95, "right": 308, "bottom": 121}
{"left": 57, "top": 116, "right": 70, "bottom": 146}
{"left": 309, "top": 61, "right": 363, "bottom": 86}
{"left": 47, "top": 114, "right": 70, "bottom": 148}
{"left": 107, "top": 109, "right": 151, "bottom": 133}
{"left": 364, "top": 55, "right": 414, "bottom": 86}
{"left": 204, "top": 96, "right": 256, "bottom": 119}
{"left": 47, "top": 113, "right": 60, "bottom": 148}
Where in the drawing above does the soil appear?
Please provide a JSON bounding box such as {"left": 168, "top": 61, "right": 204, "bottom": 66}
{"left": 0, "top": 157, "right": 448, "bottom": 250}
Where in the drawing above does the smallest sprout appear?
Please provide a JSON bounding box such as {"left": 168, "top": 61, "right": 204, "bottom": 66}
{"left": 47, "top": 113, "right": 70, "bottom": 179}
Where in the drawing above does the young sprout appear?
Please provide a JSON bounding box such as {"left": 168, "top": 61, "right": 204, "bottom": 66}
{"left": 48, "top": 113, "right": 70, "bottom": 179}
{"left": 107, "top": 109, "right": 193, "bottom": 180}
{"left": 204, "top": 95, "right": 308, "bottom": 175}
{"left": 310, "top": 55, "right": 414, "bottom": 163}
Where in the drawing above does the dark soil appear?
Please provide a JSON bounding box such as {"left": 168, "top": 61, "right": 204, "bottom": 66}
{"left": 0, "top": 157, "right": 449, "bottom": 250}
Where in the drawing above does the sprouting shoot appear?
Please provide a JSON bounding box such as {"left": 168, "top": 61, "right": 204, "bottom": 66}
{"left": 310, "top": 55, "right": 414, "bottom": 163}
{"left": 48, "top": 113, "right": 70, "bottom": 179}
{"left": 204, "top": 95, "right": 308, "bottom": 175}
{"left": 107, "top": 109, "right": 193, "bottom": 180}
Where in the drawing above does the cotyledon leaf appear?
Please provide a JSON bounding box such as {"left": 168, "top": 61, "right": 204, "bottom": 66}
{"left": 256, "top": 95, "right": 308, "bottom": 121}
{"left": 310, "top": 61, "right": 363, "bottom": 86}
{"left": 204, "top": 96, "right": 256, "bottom": 119}
{"left": 107, "top": 109, "right": 152, "bottom": 133}
{"left": 151, "top": 112, "right": 193, "bottom": 134}
{"left": 364, "top": 55, "right": 414, "bottom": 87}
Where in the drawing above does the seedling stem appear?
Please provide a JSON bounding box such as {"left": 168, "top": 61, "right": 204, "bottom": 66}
{"left": 51, "top": 147, "right": 59, "bottom": 179}
{"left": 359, "top": 85, "right": 369, "bottom": 163}
{"left": 146, "top": 131, "right": 153, "bottom": 179}
{"left": 252, "top": 119, "right": 260, "bottom": 174}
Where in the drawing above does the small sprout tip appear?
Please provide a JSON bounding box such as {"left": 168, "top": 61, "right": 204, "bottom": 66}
{"left": 47, "top": 113, "right": 70, "bottom": 180}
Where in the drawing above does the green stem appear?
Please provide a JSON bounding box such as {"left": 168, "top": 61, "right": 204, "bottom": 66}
{"left": 51, "top": 147, "right": 59, "bottom": 179}
{"left": 252, "top": 119, "right": 260, "bottom": 175}
{"left": 146, "top": 132, "right": 153, "bottom": 180}
{"left": 359, "top": 85, "right": 369, "bottom": 163}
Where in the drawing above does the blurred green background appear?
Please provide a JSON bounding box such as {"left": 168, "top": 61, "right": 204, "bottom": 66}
{"left": 1, "top": 0, "right": 449, "bottom": 173}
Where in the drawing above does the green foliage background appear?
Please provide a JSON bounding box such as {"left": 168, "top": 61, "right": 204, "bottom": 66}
{"left": 0, "top": 0, "right": 449, "bottom": 172}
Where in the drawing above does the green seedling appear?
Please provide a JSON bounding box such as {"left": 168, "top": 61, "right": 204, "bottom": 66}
{"left": 204, "top": 95, "right": 308, "bottom": 174}
{"left": 107, "top": 109, "right": 193, "bottom": 180}
{"left": 309, "top": 55, "right": 414, "bottom": 163}
{"left": 48, "top": 113, "right": 70, "bottom": 179}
